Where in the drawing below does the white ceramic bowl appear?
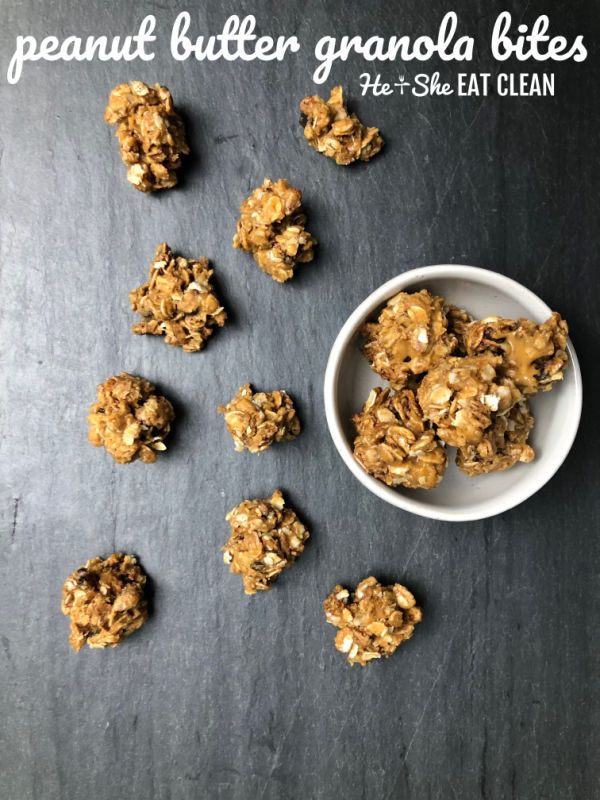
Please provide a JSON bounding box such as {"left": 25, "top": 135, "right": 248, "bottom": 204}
{"left": 324, "top": 265, "right": 582, "bottom": 522}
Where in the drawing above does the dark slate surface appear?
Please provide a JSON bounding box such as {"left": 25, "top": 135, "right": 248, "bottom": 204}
{"left": 1, "top": 1, "right": 599, "bottom": 798}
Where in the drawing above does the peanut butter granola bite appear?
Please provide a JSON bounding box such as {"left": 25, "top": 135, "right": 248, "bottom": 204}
{"left": 456, "top": 400, "right": 535, "bottom": 476}
{"left": 299, "top": 86, "right": 384, "bottom": 165}
{"left": 232, "top": 178, "right": 316, "bottom": 282}
{"left": 362, "top": 290, "right": 458, "bottom": 388}
{"left": 465, "top": 312, "right": 569, "bottom": 394}
{"left": 223, "top": 490, "right": 309, "bottom": 594}
{"left": 353, "top": 387, "right": 446, "bottom": 489}
{"left": 324, "top": 577, "right": 422, "bottom": 666}
{"left": 218, "top": 384, "right": 301, "bottom": 453}
{"left": 417, "top": 355, "right": 520, "bottom": 448}
{"left": 87, "top": 372, "right": 174, "bottom": 464}
{"left": 61, "top": 553, "right": 148, "bottom": 652}
{"left": 104, "top": 80, "right": 189, "bottom": 192}
{"left": 129, "top": 243, "right": 227, "bottom": 352}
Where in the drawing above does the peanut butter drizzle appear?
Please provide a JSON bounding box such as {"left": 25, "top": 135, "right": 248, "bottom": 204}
{"left": 389, "top": 336, "right": 419, "bottom": 364}
{"left": 504, "top": 331, "right": 553, "bottom": 389}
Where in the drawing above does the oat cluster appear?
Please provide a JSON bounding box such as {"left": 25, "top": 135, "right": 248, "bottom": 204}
{"left": 465, "top": 312, "right": 569, "bottom": 394}
{"left": 223, "top": 490, "right": 309, "bottom": 594}
{"left": 416, "top": 355, "right": 519, "bottom": 448}
{"left": 362, "top": 289, "right": 457, "bottom": 388}
{"left": 456, "top": 400, "right": 535, "bottom": 476}
{"left": 355, "top": 290, "right": 570, "bottom": 485}
{"left": 353, "top": 387, "right": 446, "bottom": 489}
{"left": 129, "top": 242, "right": 227, "bottom": 352}
{"left": 87, "top": 372, "right": 174, "bottom": 464}
{"left": 218, "top": 384, "right": 300, "bottom": 453}
{"left": 61, "top": 554, "right": 148, "bottom": 652}
{"left": 232, "top": 178, "right": 316, "bottom": 282}
{"left": 104, "top": 80, "right": 189, "bottom": 192}
{"left": 299, "top": 86, "right": 384, "bottom": 165}
{"left": 323, "top": 577, "right": 422, "bottom": 666}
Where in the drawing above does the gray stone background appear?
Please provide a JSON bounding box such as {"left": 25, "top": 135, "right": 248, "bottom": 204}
{"left": 1, "top": 1, "right": 598, "bottom": 798}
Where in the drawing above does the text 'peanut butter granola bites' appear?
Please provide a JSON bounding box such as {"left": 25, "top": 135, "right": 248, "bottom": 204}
{"left": 218, "top": 384, "right": 301, "bottom": 453}
{"left": 232, "top": 178, "right": 316, "bottom": 282}
{"left": 299, "top": 86, "right": 384, "bottom": 165}
{"left": 104, "top": 80, "right": 189, "bottom": 192}
{"left": 223, "top": 490, "right": 309, "bottom": 594}
{"left": 61, "top": 553, "right": 148, "bottom": 652}
{"left": 87, "top": 372, "right": 174, "bottom": 464}
{"left": 129, "top": 243, "right": 227, "bottom": 352}
{"left": 416, "top": 355, "right": 520, "bottom": 448}
{"left": 362, "top": 290, "right": 458, "bottom": 388}
{"left": 464, "top": 312, "right": 569, "bottom": 394}
{"left": 456, "top": 399, "right": 535, "bottom": 476}
{"left": 324, "top": 577, "right": 422, "bottom": 666}
{"left": 353, "top": 387, "right": 446, "bottom": 489}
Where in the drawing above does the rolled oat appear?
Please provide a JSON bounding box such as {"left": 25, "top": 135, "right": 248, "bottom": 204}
{"left": 445, "top": 304, "right": 473, "bottom": 355}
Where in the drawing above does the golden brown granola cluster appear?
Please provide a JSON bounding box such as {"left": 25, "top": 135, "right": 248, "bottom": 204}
{"left": 232, "top": 178, "right": 316, "bottom": 282}
{"left": 104, "top": 80, "right": 189, "bottom": 192}
{"left": 323, "top": 577, "right": 422, "bottom": 666}
{"left": 416, "top": 355, "right": 519, "bottom": 448}
{"left": 218, "top": 384, "right": 301, "bottom": 453}
{"left": 61, "top": 554, "right": 148, "bottom": 651}
{"left": 456, "top": 400, "right": 535, "bottom": 476}
{"left": 223, "top": 490, "right": 309, "bottom": 594}
{"left": 299, "top": 86, "right": 384, "bottom": 165}
{"left": 353, "top": 387, "right": 446, "bottom": 489}
{"left": 362, "top": 290, "right": 457, "bottom": 388}
{"left": 87, "top": 373, "right": 174, "bottom": 464}
{"left": 129, "top": 243, "right": 227, "bottom": 352}
{"left": 464, "top": 312, "right": 569, "bottom": 394}
{"left": 355, "top": 290, "right": 570, "bottom": 485}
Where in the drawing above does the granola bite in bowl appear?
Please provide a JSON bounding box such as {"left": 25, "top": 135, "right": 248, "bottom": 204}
{"left": 324, "top": 265, "right": 582, "bottom": 521}
{"left": 361, "top": 289, "right": 457, "bottom": 388}
{"left": 352, "top": 387, "right": 446, "bottom": 489}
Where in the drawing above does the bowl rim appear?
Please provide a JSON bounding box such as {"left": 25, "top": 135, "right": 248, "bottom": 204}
{"left": 323, "top": 264, "right": 583, "bottom": 522}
